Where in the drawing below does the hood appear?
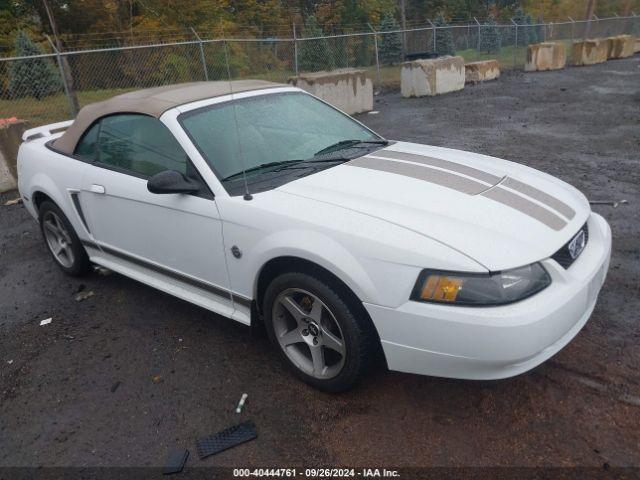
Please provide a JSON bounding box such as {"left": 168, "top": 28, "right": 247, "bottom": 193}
{"left": 277, "top": 142, "right": 590, "bottom": 271}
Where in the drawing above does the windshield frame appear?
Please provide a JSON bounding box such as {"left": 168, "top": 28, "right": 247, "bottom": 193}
{"left": 177, "top": 89, "right": 385, "bottom": 196}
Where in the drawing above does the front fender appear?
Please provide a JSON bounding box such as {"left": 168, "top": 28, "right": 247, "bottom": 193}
{"left": 248, "top": 229, "right": 379, "bottom": 304}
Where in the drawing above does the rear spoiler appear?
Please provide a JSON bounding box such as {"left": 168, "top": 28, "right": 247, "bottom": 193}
{"left": 22, "top": 120, "right": 73, "bottom": 142}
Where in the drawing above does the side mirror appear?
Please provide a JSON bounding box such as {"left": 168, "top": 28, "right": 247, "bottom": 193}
{"left": 147, "top": 170, "right": 201, "bottom": 195}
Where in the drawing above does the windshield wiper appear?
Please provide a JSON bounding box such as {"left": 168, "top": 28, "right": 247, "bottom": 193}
{"left": 314, "top": 139, "right": 388, "bottom": 156}
{"left": 272, "top": 157, "right": 348, "bottom": 172}
{"left": 222, "top": 160, "right": 303, "bottom": 180}
{"left": 223, "top": 140, "right": 389, "bottom": 180}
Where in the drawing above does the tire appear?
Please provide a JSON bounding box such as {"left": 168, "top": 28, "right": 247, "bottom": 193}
{"left": 39, "top": 200, "right": 91, "bottom": 277}
{"left": 263, "top": 271, "right": 376, "bottom": 392}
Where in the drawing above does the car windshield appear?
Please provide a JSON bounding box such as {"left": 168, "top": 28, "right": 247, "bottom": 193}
{"left": 179, "top": 91, "right": 383, "bottom": 194}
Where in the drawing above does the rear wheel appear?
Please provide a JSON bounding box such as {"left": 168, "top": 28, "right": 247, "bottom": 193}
{"left": 39, "top": 201, "right": 91, "bottom": 276}
{"left": 263, "top": 271, "right": 375, "bottom": 392}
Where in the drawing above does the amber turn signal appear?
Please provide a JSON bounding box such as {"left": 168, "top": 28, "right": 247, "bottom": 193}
{"left": 420, "top": 275, "right": 463, "bottom": 302}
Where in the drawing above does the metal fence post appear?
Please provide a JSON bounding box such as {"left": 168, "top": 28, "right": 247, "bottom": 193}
{"left": 368, "top": 23, "right": 381, "bottom": 92}
{"left": 466, "top": 23, "right": 470, "bottom": 50}
{"left": 474, "top": 17, "right": 481, "bottom": 60}
{"left": 568, "top": 16, "right": 575, "bottom": 43}
{"left": 292, "top": 24, "right": 299, "bottom": 76}
{"left": 427, "top": 19, "right": 436, "bottom": 54}
{"left": 510, "top": 19, "right": 518, "bottom": 69}
{"left": 45, "top": 34, "right": 77, "bottom": 117}
{"left": 190, "top": 27, "right": 209, "bottom": 81}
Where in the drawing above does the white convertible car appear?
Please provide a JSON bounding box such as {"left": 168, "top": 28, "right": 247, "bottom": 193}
{"left": 18, "top": 80, "right": 611, "bottom": 391}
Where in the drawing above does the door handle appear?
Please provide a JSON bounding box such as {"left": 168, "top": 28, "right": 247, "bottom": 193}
{"left": 91, "top": 184, "right": 106, "bottom": 194}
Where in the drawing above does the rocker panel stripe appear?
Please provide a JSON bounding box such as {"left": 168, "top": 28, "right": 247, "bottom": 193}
{"left": 80, "top": 239, "right": 252, "bottom": 307}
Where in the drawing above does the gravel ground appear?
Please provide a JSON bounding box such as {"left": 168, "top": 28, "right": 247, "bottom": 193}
{"left": 1, "top": 57, "right": 639, "bottom": 473}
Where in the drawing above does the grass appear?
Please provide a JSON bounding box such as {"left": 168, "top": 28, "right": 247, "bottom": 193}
{"left": 0, "top": 88, "right": 136, "bottom": 126}
{"left": 0, "top": 42, "right": 573, "bottom": 126}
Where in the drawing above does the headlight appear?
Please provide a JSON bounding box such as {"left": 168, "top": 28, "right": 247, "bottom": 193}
{"left": 410, "top": 263, "right": 551, "bottom": 306}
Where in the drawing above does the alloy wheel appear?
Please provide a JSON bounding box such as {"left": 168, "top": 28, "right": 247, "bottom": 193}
{"left": 42, "top": 210, "right": 75, "bottom": 268}
{"left": 272, "top": 288, "right": 347, "bottom": 379}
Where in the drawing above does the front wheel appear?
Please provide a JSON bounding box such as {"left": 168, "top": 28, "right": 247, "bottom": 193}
{"left": 263, "top": 272, "right": 376, "bottom": 392}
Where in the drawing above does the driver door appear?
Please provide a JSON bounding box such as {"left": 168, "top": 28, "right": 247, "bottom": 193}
{"left": 77, "top": 114, "right": 233, "bottom": 313}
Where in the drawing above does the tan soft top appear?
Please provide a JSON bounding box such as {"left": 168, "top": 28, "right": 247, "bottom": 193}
{"left": 53, "top": 80, "right": 286, "bottom": 155}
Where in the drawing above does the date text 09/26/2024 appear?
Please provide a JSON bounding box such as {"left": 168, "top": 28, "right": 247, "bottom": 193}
{"left": 233, "top": 468, "right": 400, "bottom": 477}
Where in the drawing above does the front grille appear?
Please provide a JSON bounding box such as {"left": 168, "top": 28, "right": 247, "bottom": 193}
{"left": 552, "top": 222, "right": 589, "bottom": 269}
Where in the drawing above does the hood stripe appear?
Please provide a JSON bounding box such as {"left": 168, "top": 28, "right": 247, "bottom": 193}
{"left": 347, "top": 155, "right": 567, "bottom": 231}
{"left": 481, "top": 187, "right": 566, "bottom": 230}
{"left": 376, "top": 149, "right": 575, "bottom": 221}
{"left": 502, "top": 177, "right": 575, "bottom": 220}
{"left": 373, "top": 150, "right": 501, "bottom": 185}
{"left": 347, "top": 156, "right": 489, "bottom": 195}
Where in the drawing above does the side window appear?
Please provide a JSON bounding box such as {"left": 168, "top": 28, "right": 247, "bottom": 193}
{"left": 74, "top": 123, "right": 100, "bottom": 161}
{"left": 96, "top": 114, "right": 188, "bottom": 177}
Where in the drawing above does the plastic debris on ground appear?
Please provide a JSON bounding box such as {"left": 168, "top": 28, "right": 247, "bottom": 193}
{"left": 163, "top": 449, "right": 189, "bottom": 475}
{"left": 196, "top": 420, "right": 257, "bottom": 460}
{"left": 235, "top": 393, "right": 248, "bottom": 413}
{"left": 3, "top": 198, "right": 22, "bottom": 206}
{"left": 94, "top": 266, "right": 112, "bottom": 276}
{"left": 75, "top": 290, "right": 95, "bottom": 302}
{"left": 589, "top": 199, "right": 628, "bottom": 208}
{"left": 39, "top": 318, "right": 52, "bottom": 326}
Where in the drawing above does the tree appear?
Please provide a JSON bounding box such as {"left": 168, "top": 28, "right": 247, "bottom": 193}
{"left": 298, "top": 15, "right": 333, "bottom": 72}
{"left": 480, "top": 13, "right": 501, "bottom": 53}
{"left": 8, "top": 30, "right": 61, "bottom": 100}
{"left": 378, "top": 11, "right": 401, "bottom": 65}
{"left": 502, "top": 7, "right": 538, "bottom": 46}
{"left": 524, "top": 13, "right": 538, "bottom": 44}
{"left": 434, "top": 13, "right": 454, "bottom": 56}
{"left": 41, "top": 0, "right": 79, "bottom": 113}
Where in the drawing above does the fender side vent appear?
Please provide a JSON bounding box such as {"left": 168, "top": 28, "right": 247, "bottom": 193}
{"left": 70, "top": 192, "right": 91, "bottom": 234}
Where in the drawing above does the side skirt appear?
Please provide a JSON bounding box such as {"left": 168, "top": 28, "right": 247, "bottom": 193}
{"left": 82, "top": 240, "right": 252, "bottom": 325}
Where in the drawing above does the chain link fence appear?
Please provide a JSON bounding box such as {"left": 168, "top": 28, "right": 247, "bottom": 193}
{"left": 1, "top": 15, "right": 638, "bottom": 127}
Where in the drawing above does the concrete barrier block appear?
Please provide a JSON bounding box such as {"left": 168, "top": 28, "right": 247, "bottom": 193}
{"left": 0, "top": 120, "right": 27, "bottom": 193}
{"left": 571, "top": 39, "right": 608, "bottom": 66}
{"left": 400, "top": 56, "right": 465, "bottom": 98}
{"left": 524, "top": 42, "right": 566, "bottom": 71}
{"left": 605, "top": 35, "right": 635, "bottom": 59}
{"left": 288, "top": 68, "right": 373, "bottom": 115}
{"left": 465, "top": 60, "right": 500, "bottom": 83}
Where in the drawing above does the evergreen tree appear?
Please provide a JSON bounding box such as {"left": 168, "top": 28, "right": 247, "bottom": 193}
{"left": 353, "top": 35, "right": 372, "bottom": 67}
{"left": 524, "top": 13, "right": 538, "bottom": 44}
{"left": 513, "top": 8, "right": 527, "bottom": 26}
{"left": 479, "top": 14, "right": 501, "bottom": 54}
{"left": 378, "top": 11, "right": 402, "bottom": 65}
{"left": 298, "top": 15, "right": 334, "bottom": 72}
{"left": 8, "top": 30, "right": 61, "bottom": 100}
{"left": 506, "top": 7, "right": 524, "bottom": 46}
{"left": 434, "top": 13, "right": 455, "bottom": 56}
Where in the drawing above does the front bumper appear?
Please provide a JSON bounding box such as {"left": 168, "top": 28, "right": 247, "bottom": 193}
{"left": 364, "top": 212, "right": 612, "bottom": 380}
